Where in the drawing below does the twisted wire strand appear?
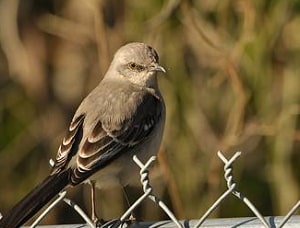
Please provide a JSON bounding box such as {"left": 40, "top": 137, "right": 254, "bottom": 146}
{"left": 221, "top": 152, "right": 241, "bottom": 197}
{"left": 218, "top": 151, "right": 269, "bottom": 228}
{"left": 195, "top": 151, "right": 240, "bottom": 227}
{"left": 117, "top": 156, "right": 155, "bottom": 224}
{"left": 129, "top": 156, "right": 183, "bottom": 228}
{"left": 138, "top": 156, "right": 156, "bottom": 194}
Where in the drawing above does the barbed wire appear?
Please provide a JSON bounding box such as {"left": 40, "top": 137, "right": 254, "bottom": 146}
{"left": 1, "top": 151, "right": 299, "bottom": 227}
{"left": 101, "top": 156, "right": 182, "bottom": 228}
{"left": 195, "top": 151, "right": 269, "bottom": 228}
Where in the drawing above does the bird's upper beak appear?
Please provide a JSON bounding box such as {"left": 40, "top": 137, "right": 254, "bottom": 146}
{"left": 151, "top": 64, "right": 166, "bottom": 73}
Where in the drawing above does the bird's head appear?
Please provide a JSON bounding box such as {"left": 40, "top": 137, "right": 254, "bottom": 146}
{"left": 108, "top": 42, "right": 165, "bottom": 88}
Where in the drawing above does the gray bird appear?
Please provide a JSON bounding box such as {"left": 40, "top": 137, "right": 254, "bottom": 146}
{"left": 0, "top": 42, "right": 166, "bottom": 228}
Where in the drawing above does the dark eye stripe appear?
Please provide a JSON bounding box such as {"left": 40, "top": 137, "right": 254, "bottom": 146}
{"left": 128, "top": 62, "right": 145, "bottom": 72}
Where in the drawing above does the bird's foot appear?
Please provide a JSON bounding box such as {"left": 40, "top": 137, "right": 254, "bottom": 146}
{"left": 99, "top": 217, "right": 137, "bottom": 228}
{"left": 93, "top": 217, "right": 106, "bottom": 228}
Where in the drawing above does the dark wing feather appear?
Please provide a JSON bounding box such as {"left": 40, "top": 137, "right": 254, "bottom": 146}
{"left": 70, "top": 92, "right": 163, "bottom": 185}
{"left": 51, "top": 114, "right": 85, "bottom": 174}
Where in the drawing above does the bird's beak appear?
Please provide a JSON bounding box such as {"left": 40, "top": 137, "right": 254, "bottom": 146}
{"left": 151, "top": 64, "right": 166, "bottom": 73}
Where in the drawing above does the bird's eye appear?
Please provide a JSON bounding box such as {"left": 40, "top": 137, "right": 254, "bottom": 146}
{"left": 129, "top": 62, "right": 136, "bottom": 69}
{"left": 128, "top": 62, "right": 145, "bottom": 72}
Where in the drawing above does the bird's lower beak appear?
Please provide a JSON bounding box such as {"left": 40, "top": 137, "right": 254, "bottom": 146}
{"left": 152, "top": 64, "right": 166, "bottom": 73}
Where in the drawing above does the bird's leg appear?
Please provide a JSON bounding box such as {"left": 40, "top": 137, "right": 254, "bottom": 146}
{"left": 122, "top": 186, "right": 136, "bottom": 222}
{"left": 89, "top": 181, "right": 101, "bottom": 225}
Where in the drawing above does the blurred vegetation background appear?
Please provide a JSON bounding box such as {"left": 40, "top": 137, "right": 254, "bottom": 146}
{"left": 0, "top": 0, "right": 300, "bottom": 225}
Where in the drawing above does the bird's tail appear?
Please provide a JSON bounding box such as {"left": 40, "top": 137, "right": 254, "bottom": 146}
{"left": 0, "top": 169, "right": 70, "bottom": 228}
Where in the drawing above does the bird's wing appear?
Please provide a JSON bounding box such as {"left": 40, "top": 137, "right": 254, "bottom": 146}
{"left": 51, "top": 114, "right": 85, "bottom": 174}
{"left": 52, "top": 91, "right": 163, "bottom": 185}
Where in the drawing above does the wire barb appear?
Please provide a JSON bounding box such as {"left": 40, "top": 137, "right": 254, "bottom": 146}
{"left": 196, "top": 151, "right": 270, "bottom": 228}
{"left": 195, "top": 151, "right": 240, "bottom": 227}
{"left": 112, "top": 155, "right": 183, "bottom": 228}
{"left": 219, "top": 151, "right": 269, "bottom": 227}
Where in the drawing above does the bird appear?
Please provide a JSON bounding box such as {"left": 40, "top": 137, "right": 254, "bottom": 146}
{"left": 0, "top": 42, "right": 166, "bottom": 228}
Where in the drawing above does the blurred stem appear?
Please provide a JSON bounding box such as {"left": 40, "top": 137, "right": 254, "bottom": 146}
{"left": 158, "top": 150, "right": 186, "bottom": 219}
{"left": 90, "top": 0, "right": 110, "bottom": 75}
{"left": 0, "top": 0, "right": 30, "bottom": 91}
{"left": 270, "top": 67, "right": 300, "bottom": 214}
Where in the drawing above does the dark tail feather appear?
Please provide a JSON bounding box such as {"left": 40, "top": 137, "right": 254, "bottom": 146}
{"left": 0, "top": 170, "right": 70, "bottom": 228}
